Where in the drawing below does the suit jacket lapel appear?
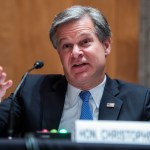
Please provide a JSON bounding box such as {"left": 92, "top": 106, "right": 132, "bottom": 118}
{"left": 42, "top": 75, "right": 67, "bottom": 130}
{"left": 98, "top": 76, "right": 123, "bottom": 120}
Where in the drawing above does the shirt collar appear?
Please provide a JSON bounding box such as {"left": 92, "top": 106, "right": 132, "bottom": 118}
{"left": 66, "top": 84, "right": 81, "bottom": 107}
{"left": 89, "top": 75, "right": 106, "bottom": 108}
{"left": 66, "top": 75, "right": 106, "bottom": 107}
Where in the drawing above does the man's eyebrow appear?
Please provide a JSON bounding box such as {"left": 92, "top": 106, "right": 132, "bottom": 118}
{"left": 58, "top": 37, "right": 67, "bottom": 44}
{"left": 58, "top": 32, "right": 94, "bottom": 44}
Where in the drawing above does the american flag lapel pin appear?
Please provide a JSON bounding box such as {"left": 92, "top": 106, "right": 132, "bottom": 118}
{"left": 106, "top": 103, "right": 115, "bottom": 108}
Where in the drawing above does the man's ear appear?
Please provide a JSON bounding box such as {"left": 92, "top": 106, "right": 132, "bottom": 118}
{"left": 103, "top": 38, "right": 111, "bottom": 56}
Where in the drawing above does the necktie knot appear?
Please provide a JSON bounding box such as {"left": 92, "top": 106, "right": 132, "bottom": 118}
{"left": 79, "top": 91, "right": 91, "bottom": 102}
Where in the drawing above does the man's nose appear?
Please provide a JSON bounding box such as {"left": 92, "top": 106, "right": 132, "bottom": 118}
{"left": 71, "top": 45, "right": 83, "bottom": 58}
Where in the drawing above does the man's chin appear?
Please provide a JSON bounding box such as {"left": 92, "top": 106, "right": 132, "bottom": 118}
{"left": 68, "top": 75, "right": 91, "bottom": 85}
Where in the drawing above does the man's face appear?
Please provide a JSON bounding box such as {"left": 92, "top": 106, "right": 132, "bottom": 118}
{"left": 56, "top": 16, "right": 111, "bottom": 90}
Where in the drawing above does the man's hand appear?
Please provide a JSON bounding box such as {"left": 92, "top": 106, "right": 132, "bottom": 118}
{"left": 0, "top": 66, "right": 13, "bottom": 102}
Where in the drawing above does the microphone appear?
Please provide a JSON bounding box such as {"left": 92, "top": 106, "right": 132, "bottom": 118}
{"left": 8, "top": 60, "right": 44, "bottom": 139}
{"left": 33, "top": 60, "right": 44, "bottom": 69}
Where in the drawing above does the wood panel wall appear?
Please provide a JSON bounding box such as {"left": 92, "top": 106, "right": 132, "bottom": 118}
{"left": 0, "top": 0, "right": 139, "bottom": 97}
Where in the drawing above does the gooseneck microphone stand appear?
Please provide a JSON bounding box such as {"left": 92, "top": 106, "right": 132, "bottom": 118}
{"left": 8, "top": 60, "right": 44, "bottom": 139}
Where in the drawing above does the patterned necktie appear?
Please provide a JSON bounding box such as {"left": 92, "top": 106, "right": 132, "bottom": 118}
{"left": 79, "top": 91, "right": 93, "bottom": 120}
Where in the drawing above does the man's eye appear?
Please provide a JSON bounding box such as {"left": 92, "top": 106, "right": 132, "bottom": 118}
{"left": 62, "top": 44, "right": 72, "bottom": 49}
{"left": 80, "top": 39, "right": 90, "bottom": 46}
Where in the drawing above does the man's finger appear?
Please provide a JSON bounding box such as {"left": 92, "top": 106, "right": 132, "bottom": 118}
{"left": 0, "top": 72, "right": 7, "bottom": 84}
{"left": 0, "top": 66, "right": 3, "bottom": 74}
{"left": 1, "top": 80, "right": 13, "bottom": 91}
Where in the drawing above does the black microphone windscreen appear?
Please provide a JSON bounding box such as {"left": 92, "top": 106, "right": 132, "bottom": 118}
{"left": 34, "top": 60, "right": 44, "bottom": 69}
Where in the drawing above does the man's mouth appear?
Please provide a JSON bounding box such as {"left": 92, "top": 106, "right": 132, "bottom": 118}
{"left": 72, "top": 63, "right": 87, "bottom": 68}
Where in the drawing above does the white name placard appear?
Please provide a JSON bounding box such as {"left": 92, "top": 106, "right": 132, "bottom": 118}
{"left": 75, "top": 120, "right": 150, "bottom": 145}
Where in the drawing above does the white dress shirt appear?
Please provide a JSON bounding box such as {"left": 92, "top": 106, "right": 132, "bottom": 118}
{"left": 58, "top": 75, "right": 106, "bottom": 136}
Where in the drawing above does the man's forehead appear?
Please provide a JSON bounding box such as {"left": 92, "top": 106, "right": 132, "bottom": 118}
{"left": 55, "top": 16, "right": 96, "bottom": 42}
{"left": 56, "top": 16, "right": 94, "bottom": 32}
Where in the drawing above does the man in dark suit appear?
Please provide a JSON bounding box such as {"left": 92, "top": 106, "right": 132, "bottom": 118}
{"left": 0, "top": 5, "right": 150, "bottom": 137}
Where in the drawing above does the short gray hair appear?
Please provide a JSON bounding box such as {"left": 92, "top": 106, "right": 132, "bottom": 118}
{"left": 49, "top": 5, "right": 111, "bottom": 49}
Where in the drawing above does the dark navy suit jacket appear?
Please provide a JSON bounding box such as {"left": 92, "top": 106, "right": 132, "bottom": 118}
{"left": 0, "top": 74, "right": 150, "bottom": 137}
